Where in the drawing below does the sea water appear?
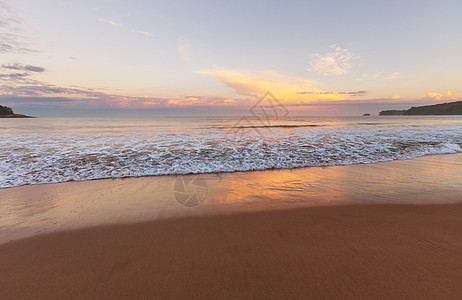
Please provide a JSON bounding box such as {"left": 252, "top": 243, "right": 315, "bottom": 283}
{"left": 1, "top": 116, "right": 461, "bottom": 188}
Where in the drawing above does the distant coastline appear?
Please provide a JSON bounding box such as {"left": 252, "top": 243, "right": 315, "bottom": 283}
{"left": 0, "top": 114, "right": 35, "bottom": 118}
{"left": 0, "top": 105, "right": 34, "bottom": 118}
{"left": 380, "top": 101, "right": 462, "bottom": 115}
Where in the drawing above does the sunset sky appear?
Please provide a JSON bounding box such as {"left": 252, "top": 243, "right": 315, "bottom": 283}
{"left": 1, "top": 0, "right": 461, "bottom": 116}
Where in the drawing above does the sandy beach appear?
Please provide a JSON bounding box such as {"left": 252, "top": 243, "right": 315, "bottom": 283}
{"left": 0, "top": 154, "right": 461, "bottom": 299}
{"left": 1, "top": 203, "right": 462, "bottom": 299}
{"left": 2, "top": 0, "right": 462, "bottom": 297}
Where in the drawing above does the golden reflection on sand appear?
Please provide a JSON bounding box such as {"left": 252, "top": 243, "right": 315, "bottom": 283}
{"left": 0, "top": 154, "right": 461, "bottom": 243}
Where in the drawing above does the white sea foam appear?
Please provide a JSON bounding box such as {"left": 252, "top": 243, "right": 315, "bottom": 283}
{"left": 0, "top": 117, "right": 461, "bottom": 188}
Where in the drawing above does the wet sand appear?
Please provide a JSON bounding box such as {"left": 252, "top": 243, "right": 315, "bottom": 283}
{"left": 0, "top": 154, "right": 461, "bottom": 298}
{"left": 1, "top": 153, "right": 461, "bottom": 244}
{"left": 1, "top": 203, "right": 462, "bottom": 299}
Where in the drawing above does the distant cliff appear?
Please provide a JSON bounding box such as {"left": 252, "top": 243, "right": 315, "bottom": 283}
{"left": 379, "top": 110, "right": 405, "bottom": 115}
{"left": 380, "top": 101, "right": 462, "bottom": 115}
{"left": 0, "top": 105, "right": 34, "bottom": 118}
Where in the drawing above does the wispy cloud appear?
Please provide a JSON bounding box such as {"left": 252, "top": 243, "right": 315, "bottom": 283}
{"left": 98, "top": 18, "right": 121, "bottom": 27}
{"left": 0, "top": 62, "right": 46, "bottom": 86}
{"left": 298, "top": 90, "right": 366, "bottom": 96}
{"left": 178, "top": 37, "right": 192, "bottom": 62}
{"left": 383, "top": 72, "right": 402, "bottom": 81}
{"left": 0, "top": 1, "right": 12, "bottom": 10}
{"left": 132, "top": 29, "right": 153, "bottom": 37}
{"left": 0, "top": 72, "right": 28, "bottom": 78}
{"left": 308, "top": 45, "right": 358, "bottom": 76}
{"left": 1, "top": 63, "right": 46, "bottom": 72}
{"left": 0, "top": 1, "right": 38, "bottom": 54}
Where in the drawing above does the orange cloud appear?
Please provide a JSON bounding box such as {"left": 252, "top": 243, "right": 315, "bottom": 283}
{"left": 200, "top": 69, "right": 349, "bottom": 103}
{"left": 427, "top": 91, "right": 459, "bottom": 101}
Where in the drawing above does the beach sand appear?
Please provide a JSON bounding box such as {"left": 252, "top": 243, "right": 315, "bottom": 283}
{"left": 1, "top": 154, "right": 461, "bottom": 299}
{"left": 1, "top": 153, "right": 461, "bottom": 244}
{"left": 1, "top": 203, "right": 462, "bottom": 299}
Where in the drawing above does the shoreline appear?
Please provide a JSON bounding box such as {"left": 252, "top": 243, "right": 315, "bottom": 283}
{"left": 1, "top": 203, "right": 462, "bottom": 298}
{"left": 0, "top": 114, "right": 35, "bottom": 118}
{"left": 1, "top": 151, "right": 461, "bottom": 190}
{"left": 1, "top": 153, "right": 461, "bottom": 244}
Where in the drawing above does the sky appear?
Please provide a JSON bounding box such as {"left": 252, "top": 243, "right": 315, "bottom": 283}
{"left": 1, "top": 0, "right": 461, "bottom": 116}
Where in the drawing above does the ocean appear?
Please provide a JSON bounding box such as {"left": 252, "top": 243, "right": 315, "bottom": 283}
{"left": 1, "top": 116, "right": 461, "bottom": 188}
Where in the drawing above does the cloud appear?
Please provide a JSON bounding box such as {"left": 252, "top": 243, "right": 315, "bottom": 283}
{"left": 0, "top": 62, "right": 46, "bottom": 85}
{"left": 200, "top": 69, "right": 351, "bottom": 103}
{"left": 0, "top": 73, "right": 244, "bottom": 110}
{"left": 0, "top": 2, "right": 38, "bottom": 54}
{"left": 5, "top": 71, "right": 456, "bottom": 116}
{"left": 383, "top": 72, "right": 402, "bottom": 81}
{"left": 298, "top": 90, "right": 366, "bottom": 96}
{"left": 426, "top": 91, "right": 459, "bottom": 101}
{"left": 98, "top": 18, "right": 121, "bottom": 27}
{"left": 178, "top": 37, "right": 192, "bottom": 62}
{"left": 308, "top": 45, "right": 358, "bottom": 76}
{"left": 281, "top": 98, "right": 423, "bottom": 107}
{"left": 68, "top": 56, "right": 79, "bottom": 61}
{"left": 356, "top": 72, "right": 402, "bottom": 81}
{"left": 0, "top": 72, "right": 28, "bottom": 78}
{"left": 132, "top": 29, "right": 153, "bottom": 37}
{"left": 0, "top": 67, "right": 328, "bottom": 112}
{"left": 24, "top": 65, "right": 45, "bottom": 72}
{"left": 1, "top": 96, "right": 92, "bottom": 103}
{"left": 1, "top": 63, "right": 46, "bottom": 72}
{"left": 0, "top": 1, "right": 12, "bottom": 10}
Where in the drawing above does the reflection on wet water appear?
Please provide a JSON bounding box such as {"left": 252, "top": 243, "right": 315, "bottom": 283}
{"left": 0, "top": 154, "right": 461, "bottom": 243}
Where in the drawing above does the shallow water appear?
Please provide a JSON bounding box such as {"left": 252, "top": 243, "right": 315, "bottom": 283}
{"left": 1, "top": 116, "right": 461, "bottom": 188}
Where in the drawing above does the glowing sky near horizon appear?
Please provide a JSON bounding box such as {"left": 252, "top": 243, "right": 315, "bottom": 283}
{"left": 1, "top": 0, "right": 461, "bottom": 116}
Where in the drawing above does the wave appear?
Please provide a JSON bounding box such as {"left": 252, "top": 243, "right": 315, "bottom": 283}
{"left": 1, "top": 134, "right": 461, "bottom": 188}
{"left": 209, "top": 124, "right": 325, "bottom": 130}
{"left": 233, "top": 124, "right": 324, "bottom": 129}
